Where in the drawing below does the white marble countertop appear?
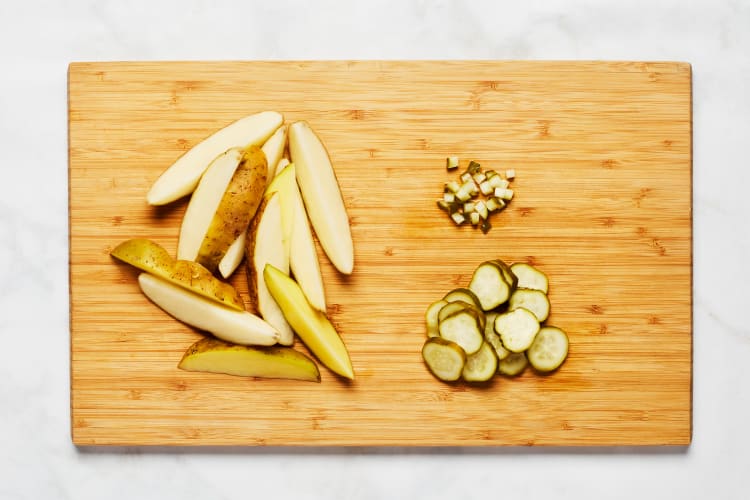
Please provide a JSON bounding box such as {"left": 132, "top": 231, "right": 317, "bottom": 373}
{"left": 2, "top": 0, "right": 748, "bottom": 498}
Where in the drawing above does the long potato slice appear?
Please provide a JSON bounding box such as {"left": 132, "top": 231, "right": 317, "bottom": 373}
{"left": 217, "top": 129, "right": 287, "bottom": 278}
{"left": 138, "top": 273, "right": 279, "bottom": 346}
{"left": 147, "top": 111, "right": 282, "bottom": 205}
{"left": 288, "top": 121, "right": 354, "bottom": 275}
{"left": 288, "top": 166, "right": 327, "bottom": 312}
{"left": 178, "top": 147, "right": 243, "bottom": 263}
{"left": 245, "top": 193, "right": 294, "bottom": 346}
{"left": 264, "top": 263, "right": 354, "bottom": 379}
{"left": 178, "top": 337, "right": 320, "bottom": 382}
{"left": 110, "top": 238, "right": 244, "bottom": 311}
{"left": 196, "top": 146, "right": 267, "bottom": 273}
{"left": 261, "top": 125, "right": 287, "bottom": 180}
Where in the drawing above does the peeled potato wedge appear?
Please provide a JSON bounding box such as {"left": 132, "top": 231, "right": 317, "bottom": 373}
{"left": 245, "top": 192, "right": 295, "bottom": 346}
{"left": 217, "top": 231, "right": 247, "bottom": 279}
{"left": 274, "top": 157, "right": 291, "bottom": 178}
{"left": 138, "top": 273, "right": 279, "bottom": 346}
{"left": 178, "top": 146, "right": 267, "bottom": 274}
{"left": 261, "top": 125, "right": 287, "bottom": 180}
{"left": 288, "top": 121, "right": 354, "bottom": 275}
{"left": 264, "top": 263, "right": 353, "bottom": 380}
{"left": 265, "top": 163, "right": 296, "bottom": 269}
{"left": 147, "top": 111, "right": 282, "bottom": 206}
{"left": 110, "top": 238, "right": 244, "bottom": 311}
{"left": 288, "top": 166, "right": 327, "bottom": 312}
{"left": 178, "top": 337, "right": 320, "bottom": 382}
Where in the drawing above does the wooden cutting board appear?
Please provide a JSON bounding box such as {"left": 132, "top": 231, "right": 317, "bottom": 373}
{"left": 69, "top": 61, "right": 692, "bottom": 446}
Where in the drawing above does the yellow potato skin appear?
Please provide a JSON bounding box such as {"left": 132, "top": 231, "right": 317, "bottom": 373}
{"left": 244, "top": 194, "right": 270, "bottom": 313}
{"left": 110, "top": 238, "right": 244, "bottom": 311}
{"left": 178, "top": 337, "right": 321, "bottom": 382}
{"left": 263, "top": 263, "right": 354, "bottom": 380}
{"left": 196, "top": 146, "right": 268, "bottom": 273}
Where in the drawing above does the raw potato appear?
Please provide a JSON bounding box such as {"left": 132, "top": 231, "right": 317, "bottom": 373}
{"left": 178, "top": 147, "right": 244, "bottom": 263}
{"left": 288, "top": 165, "right": 327, "bottom": 312}
{"left": 178, "top": 337, "right": 320, "bottom": 382}
{"left": 138, "top": 273, "right": 279, "bottom": 346}
{"left": 245, "top": 192, "right": 294, "bottom": 346}
{"left": 110, "top": 238, "right": 244, "bottom": 311}
{"left": 217, "top": 232, "right": 247, "bottom": 279}
{"left": 196, "top": 146, "right": 268, "bottom": 272}
{"left": 264, "top": 163, "right": 296, "bottom": 270}
{"left": 274, "top": 157, "right": 291, "bottom": 178}
{"left": 217, "top": 129, "right": 288, "bottom": 279}
{"left": 264, "top": 263, "right": 354, "bottom": 379}
{"left": 147, "top": 111, "right": 282, "bottom": 205}
{"left": 288, "top": 121, "right": 354, "bottom": 275}
{"left": 261, "top": 125, "right": 287, "bottom": 180}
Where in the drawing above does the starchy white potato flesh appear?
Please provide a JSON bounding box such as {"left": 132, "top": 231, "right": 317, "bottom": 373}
{"left": 177, "top": 148, "right": 243, "bottom": 262}
{"left": 147, "top": 111, "right": 282, "bottom": 205}
{"left": 138, "top": 273, "right": 279, "bottom": 346}
{"left": 288, "top": 121, "right": 353, "bottom": 275}
{"left": 261, "top": 125, "right": 287, "bottom": 180}
{"left": 246, "top": 193, "right": 295, "bottom": 346}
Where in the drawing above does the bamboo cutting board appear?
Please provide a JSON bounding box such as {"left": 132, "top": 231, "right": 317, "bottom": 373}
{"left": 69, "top": 61, "right": 692, "bottom": 446}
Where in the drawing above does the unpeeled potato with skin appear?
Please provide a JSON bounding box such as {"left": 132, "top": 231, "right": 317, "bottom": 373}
{"left": 110, "top": 238, "right": 245, "bottom": 311}
{"left": 178, "top": 337, "right": 320, "bottom": 382}
{"left": 196, "top": 146, "right": 267, "bottom": 273}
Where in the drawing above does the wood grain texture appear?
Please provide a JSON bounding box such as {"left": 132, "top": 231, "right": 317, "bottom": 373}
{"left": 68, "top": 61, "right": 692, "bottom": 446}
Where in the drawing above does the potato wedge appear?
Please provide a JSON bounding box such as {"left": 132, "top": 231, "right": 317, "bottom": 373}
{"left": 147, "top": 111, "right": 282, "bottom": 206}
{"left": 288, "top": 121, "right": 353, "bottom": 275}
{"left": 178, "top": 337, "right": 320, "bottom": 382}
{"left": 261, "top": 125, "right": 287, "bottom": 180}
{"left": 265, "top": 163, "right": 296, "bottom": 270}
{"left": 195, "top": 146, "right": 268, "bottom": 273}
{"left": 288, "top": 165, "right": 327, "bottom": 312}
{"left": 178, "top": 147, "right": 243, "bottom": 263}
{"left": 138, "top": 273, "right": 279, "bottom": 346}
{"left": 274, "top": 157, "right": 290, "bottom": 178}
{"left": 217, "top": 231, "right": 247, "bottom": 279}
{"left": 245, "top": 192, "right": 295, "bottom": 346}
{"left": 110, "top": 238, "right": 244, "bottom": 311}
{"left": 264, "top": 264, "right": 354, "bottom": 380}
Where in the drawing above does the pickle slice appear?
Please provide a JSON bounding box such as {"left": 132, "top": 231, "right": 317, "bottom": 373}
{"left": 509, "top": 288, "right": 550, "bottom": 322}
{"left": 498, "top": 351, "right": 528, "bottom": 376}
{"left": 422, "top": 337, "right": 467, "bottom": 382}
{"left": 494, "top": 308, "right": 540, "bottom": 353}
{"left": 425, "top": 299, "right": 448, "bottom": 338}
{"left": 509, "top": 263, "right": 549, "bottom": 294}
{"left": 438, "top": 309, "right": 484, "bottom": 355}
{"left": 462, "top": 342, "right": 498, "bottom": 382}
{"left": 469, "top": 260, "right": 515, "bottom": 311}
{"left": 528, "top": 326, "right": 569, "bottom": 372}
